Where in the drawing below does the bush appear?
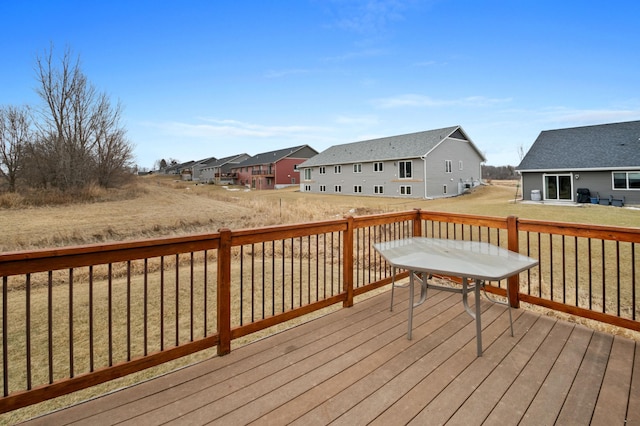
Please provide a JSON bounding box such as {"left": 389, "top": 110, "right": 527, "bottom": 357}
{"left": 0, "top": 192, "right": 25, "bottom": 208}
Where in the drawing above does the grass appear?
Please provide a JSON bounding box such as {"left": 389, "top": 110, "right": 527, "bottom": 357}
{"left": 1, "top": 175, "right": 639, "bottom": 423}
{"left": 1, "top": 175, "right": 638, "bottom": 252}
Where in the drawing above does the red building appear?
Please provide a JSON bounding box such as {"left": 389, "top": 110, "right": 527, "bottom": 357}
{"left": 231, "top": 145, "right": 318, "bottom": 189}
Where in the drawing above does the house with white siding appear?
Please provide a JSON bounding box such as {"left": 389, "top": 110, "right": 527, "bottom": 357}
{"left": 299, "top": 126, "right": 485, "bottom": 198}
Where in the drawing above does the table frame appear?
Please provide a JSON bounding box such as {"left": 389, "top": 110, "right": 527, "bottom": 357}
{"left": 374, "top": 237, "right": 539, "bottom": 356}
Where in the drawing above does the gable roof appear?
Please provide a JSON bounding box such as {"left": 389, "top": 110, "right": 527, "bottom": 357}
{"left": 299, "top": 126, "right": 485, "bottom": 167}
{"left": 235, "top": 145, "right": 317, "bottom": 168}
{"left": 192, "top": 156, "right": 218, "bottom": 168}
{"left": 517, "top": 120, "right": 640, "bottom": 171}
{"left": 208, "top": 153, "right": 249, "bottom": 168}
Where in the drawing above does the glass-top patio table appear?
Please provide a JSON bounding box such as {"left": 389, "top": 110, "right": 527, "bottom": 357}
{"left": 373, "top": 237, "right": 539, "bottom": 356}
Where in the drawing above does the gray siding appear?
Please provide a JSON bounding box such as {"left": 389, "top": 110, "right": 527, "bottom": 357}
{"left": 301, "top": 159, "right": 426, "bottom": 198}
{"left": 301, "top": 133, "right": 484, "bottom": 199}
{"left": 425, "top": 138, "right": 483, "bottom": 198}
{"left": 521, "top": 171, "right": 640, "bottom": 205}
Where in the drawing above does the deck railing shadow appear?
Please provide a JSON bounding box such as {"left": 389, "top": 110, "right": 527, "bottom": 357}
{"left": 1, "top": 209, "right": 638, "bottom": 413}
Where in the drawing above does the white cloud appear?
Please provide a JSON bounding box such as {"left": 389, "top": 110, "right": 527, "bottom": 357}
{"left": 539, "top": 108, "right": 640, "bottom": 126}
{"left": 144, "top": 118, "right": 331, "bottom": 140}
{"left": 328, "top": 0, "right": 412, "bottom": 34}
{"left": 372, "top": 94, "right": 512, "bottom": 109}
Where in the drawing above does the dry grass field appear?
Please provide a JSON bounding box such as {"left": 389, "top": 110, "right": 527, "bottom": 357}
{"left": 1, "top": 174, "right": 639, "bottom": 252}
{"left": 1, "top": 175, "right": 639, "bottom": 423}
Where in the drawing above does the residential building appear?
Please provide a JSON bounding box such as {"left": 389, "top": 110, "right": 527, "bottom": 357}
{"left": 299, "top": 126, "right": 485, "bottom": 198}
{"left": 197, "top": 153, "right": 251, "bottom": 184}
{"left": 517, "top": 120, "right": 640, "bottom": 205}
{"left": 231, "top": 145, "right": 318, "bottom": 189}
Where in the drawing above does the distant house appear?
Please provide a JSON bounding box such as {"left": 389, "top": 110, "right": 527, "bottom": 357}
{"left": 197, "top": 153, "right": 251, "bottom": 184}
{"left": 190, "top": 157, "right": 217, "bottom": 182}
{"left": 517, "top": 120, "right": 640, "bottom": 205}
{"left": 231, "top": 145, "right": 319, "bottom": 189}
{"left": 299, "top": 126, "right": 485, "bottom": 199}
{"left": 162, "top": 160, "right": 196, "bottom": 180}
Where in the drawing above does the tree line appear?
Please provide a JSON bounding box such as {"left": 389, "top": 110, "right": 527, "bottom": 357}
{"left": 0, "top": 46, "right": 134, "bottom": 193}
{"left": 481, "top": 165, "right": 519, "bottom": 180}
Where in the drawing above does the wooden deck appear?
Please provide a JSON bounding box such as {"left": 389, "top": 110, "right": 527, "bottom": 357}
{"left": 22, "top": 286, "right": 640, "bottom": 425}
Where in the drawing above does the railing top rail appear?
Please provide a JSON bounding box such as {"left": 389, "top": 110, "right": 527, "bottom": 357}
{"left": 517, "top": 218, "right": 640, "bottom": 242}
{"left": 0, "top": 233, "right": 221, "bottom": 276}
{"left": 351, "top": 210, "right": 420, "bottom": 228}
{"left": 418, "top": 210, "right": 509, "bottom": 229}
{"left": 229, "top": 218, "right": 348, "bottom": 246}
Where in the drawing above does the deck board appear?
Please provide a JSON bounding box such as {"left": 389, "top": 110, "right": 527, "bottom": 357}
{"left": 20, "top": 285, "right": 639, "bottom": 426}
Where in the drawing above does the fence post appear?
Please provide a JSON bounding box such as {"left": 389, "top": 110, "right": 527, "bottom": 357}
{"left": 413, "top": 208, "right": 422, "bottom": 236}
{"left": 506, "top": 216, "right": 521, "bottom": 308}
{"left": 217, "top": 228, "right": 232, "bottom": 355}
{"left": 343, "top": 216, "right": 354, "bottom": 308}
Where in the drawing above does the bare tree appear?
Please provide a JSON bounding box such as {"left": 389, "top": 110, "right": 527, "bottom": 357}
{"left": 0, "top": 105, "right": 31, "bottom": 192}
{"left": 92, "top": 94, "right": 134, "bottom": 187}
{"left": 33, "top": 45, "right": 133, "bottom": 190}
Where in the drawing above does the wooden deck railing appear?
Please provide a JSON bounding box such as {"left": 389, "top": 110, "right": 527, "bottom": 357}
{"left": 0, "top": 209, "right": 638, "bottom": 413}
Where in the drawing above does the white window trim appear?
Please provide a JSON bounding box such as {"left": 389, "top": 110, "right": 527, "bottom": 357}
{"left": 612, "top": 171, "right": 640, "bottom": 190}
{"left": 399, "top": 160, "right": 412, "bottom": 179}
{"left": 445, "top": 160, "right": 452, "bottom": 173}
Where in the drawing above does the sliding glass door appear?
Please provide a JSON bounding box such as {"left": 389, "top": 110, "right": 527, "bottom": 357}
{"left": 544, "top": 174, "right": 573, "bottom": 201}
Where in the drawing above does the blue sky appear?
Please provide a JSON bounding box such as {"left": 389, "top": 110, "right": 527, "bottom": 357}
{"left": 2, "top": 0, "right": 639, "bottom": 168}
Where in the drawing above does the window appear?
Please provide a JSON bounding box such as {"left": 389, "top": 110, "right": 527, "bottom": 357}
{"left": 459, "top": 160, "right": 464, "bottom": 171}
{"left": 353, "top": 163, "right": 362, "bottom": 173}
{"left": 334, "top": 185, "right": 342, "bottom": 193}
{"left": 304, "top": 169, "right": 311, "bottom": 180}
{"left": 443, "top": 184, "right": 447, "bottom": 194}
{"left": 374, "top": 162, "right": 384, "bottom": 172}
{"left": 374, "top": 185, "right": 384, "bottom": 194}
{"left": 354, "top": 185, "right": 362, "bottom": 193}
{"left": 319, "top": 185, "right": 326, "bottom": 192}
{"left": 319, "top": 166, "right": 326, "bottom": 174}
{"left": 613, "top": 172, "right": 640, "bottom": 189}
{"left": 334, "top": 165, "right": 342, "bottom": 174}
{"left": 400, "top": 185, "right": 412, "bottom": 195}
{"left": 399, "top": 161, "right": 412, "bottom": 179}
{"left": 304, "top": 185, "right": 311, "bottom": 191}
{"left": 445, "top": 160, "right": 452, "bottom": 173}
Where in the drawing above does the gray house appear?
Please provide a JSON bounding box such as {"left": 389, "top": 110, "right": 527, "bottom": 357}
{"left": 197, "top": 153, "right": 251, "bottom": 184}
{"left": 190, "top": 157, "right": 217, "bottom": 182}
{"left": 299, "top": 126, "right": 485, "bottom": 199}
{"left": 517, "top": 120, "right": 640, "bottom": 205}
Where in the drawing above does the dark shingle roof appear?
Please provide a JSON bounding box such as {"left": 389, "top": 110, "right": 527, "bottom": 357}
{"left": 236, "top": 145, "right": 315, "bottom": 167}
{"left": 517, "top": 120, "right": 640, "bottom": 171}
{"left": 299, "top": 126, "right": 484, "bottom": 167}
{"left": 209, "top": 153, "right": 248, "bottom": 167}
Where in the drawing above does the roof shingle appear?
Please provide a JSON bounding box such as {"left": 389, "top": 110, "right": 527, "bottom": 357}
{"left": 517, "top": 120, "right": 640, "bottom": 171}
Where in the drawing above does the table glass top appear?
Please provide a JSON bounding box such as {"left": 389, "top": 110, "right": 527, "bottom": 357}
{"left": 373, "top": 237, "right": 538, "bottom": 281}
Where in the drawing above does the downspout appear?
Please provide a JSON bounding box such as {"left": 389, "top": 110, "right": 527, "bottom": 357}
{"left": 421, "top": 155, "right": 427, "bottom": 198}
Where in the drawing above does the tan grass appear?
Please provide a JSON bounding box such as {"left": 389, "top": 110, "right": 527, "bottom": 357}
{"left": 1, "top": 176, "right": 639, "bottom": 423}
{"left": 2, "top": 176, "right": 638, "bottom": 252}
